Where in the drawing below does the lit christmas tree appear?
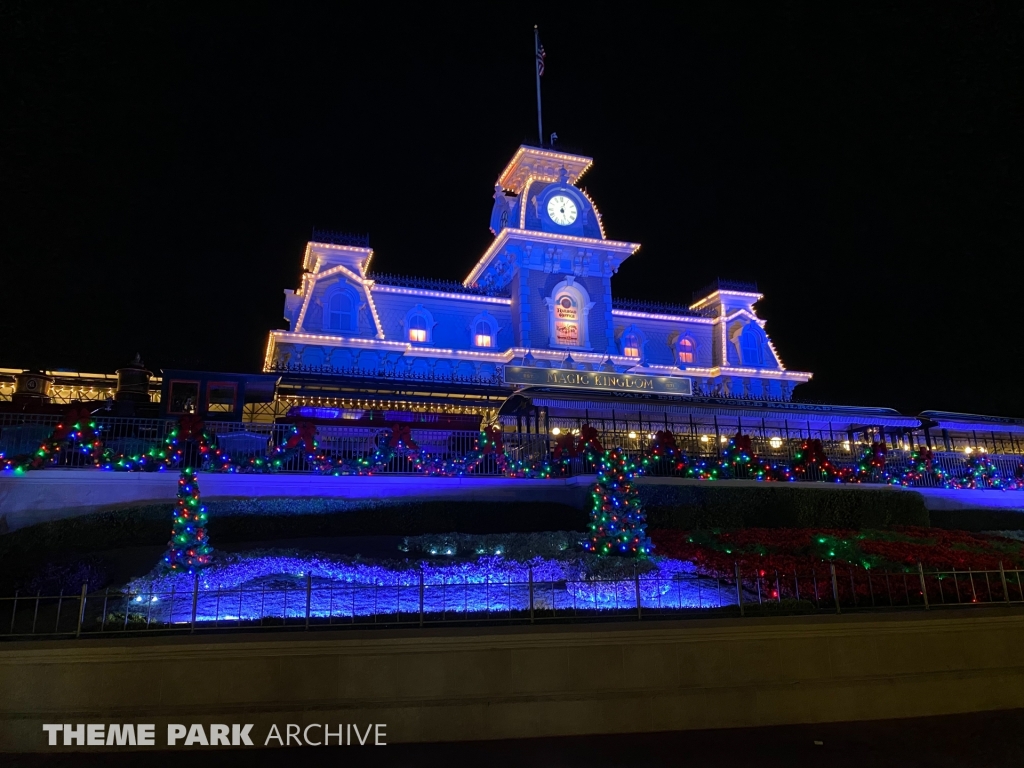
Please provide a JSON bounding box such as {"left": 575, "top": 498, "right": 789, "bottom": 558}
{"left": 163, "top": 467, "right": 212, "bottom": 573}
{"left": 584, "top": 447, "right": 652, "bottom": 557}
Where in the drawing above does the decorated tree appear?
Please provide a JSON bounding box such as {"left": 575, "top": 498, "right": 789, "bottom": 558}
{"left": 583, "top": 447, "right": 652, "bottom": 557}
{"left": 163, "top": 467, "right": 212, "bottom": 573}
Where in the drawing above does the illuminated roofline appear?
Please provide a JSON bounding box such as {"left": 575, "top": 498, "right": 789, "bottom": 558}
{"left": 464, "top": 228, "right": 640, "bottom": 287}
{"left": 497, "top": 146, "right": 594, "bottom": 192}
{"left": 262, "top": 332, "right": 812, "bottom": 381}
{"left": 370, "top": 284, "right": 512, "bottom": 305}
{"left": 611, "top": 309, "right": 715, "bottom": 325}
{"left": 689, "top": 289, "right": 764, "bottom": 311}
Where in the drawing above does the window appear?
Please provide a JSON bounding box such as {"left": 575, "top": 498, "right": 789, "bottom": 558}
{"left": 168, "top": 381, "right": 199, "bottom": 415}
{"left": 474, "top": 320, "right": 492, "bottom": 348}
{"left": 545, "top": 279, "right": 592, "bottom": 349}
{"left": 328, "top": 292, "right": 353, "bottom": 331}
{"left": 678, "top": 337, "right": 695, "bottom": 364}
{"left": 206, "top": 382, "right": 237, "bottom": 414}
{"left": 623, "top": 333, "right": 640, "bottom": 358}
{"left": 740, "top": 325, "right": 763, "bottom": 366}
{"left": 408, "top": 314, "right": 428, "bottom": 343}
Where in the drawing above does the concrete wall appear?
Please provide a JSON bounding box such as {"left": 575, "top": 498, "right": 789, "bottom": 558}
{"left": 2, "top": 472, "right": 1021, "bottom": 533}
{"left": 2, "top": 609, "right": 1023, "bottom": 752}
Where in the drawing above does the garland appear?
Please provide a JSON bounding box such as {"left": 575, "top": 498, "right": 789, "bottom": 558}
{"left": 1, "top": 406, "right": 104, "bottom": 471}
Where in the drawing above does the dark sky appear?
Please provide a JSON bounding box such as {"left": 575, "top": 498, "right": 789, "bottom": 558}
{"left": 3, "top": 4, "right": 1022, "bottom": 417}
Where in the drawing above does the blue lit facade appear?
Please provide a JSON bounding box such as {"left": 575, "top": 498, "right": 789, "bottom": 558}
{"left": 266, "top": 146, "right": 810, "bottom": 404}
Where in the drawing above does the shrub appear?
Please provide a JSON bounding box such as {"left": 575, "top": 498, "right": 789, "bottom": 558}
{"left": 639, "top": 484, "right": 929, "bottom": 530}
{"left": 930, "top": 509, "right": 1024, "bottom": 532}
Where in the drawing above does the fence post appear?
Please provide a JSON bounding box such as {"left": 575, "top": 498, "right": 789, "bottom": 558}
{"left": 76, "top": 583, "right": 88, "bottom": 638}
{"left": 734, "top": 562, "right": 744, "bottom": 617}
{"left": 528, "top": 566, "right": 535, "bottom": 624}
{"left": 634, "top": 568, "right": 642, "bottom": 620}
{"left": 304, "top": 572, "right": 312, "bottom": 630}
{"left": 418, "top": 570, "right": 424, "bottom": 627}
{"left": 190, "top": 573, "right": 199, "bottom": 633}
{"left": 830, "top": 563, "right": 841, "bottom": 614}
{"left": 999, "top": 561, "right": 1010, "bottom": 603}
{"left": 917, "top": 563, "right": 929, "bottom": 610}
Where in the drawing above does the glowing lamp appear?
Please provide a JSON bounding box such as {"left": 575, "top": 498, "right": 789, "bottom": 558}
{"left": 769, "top": 437, "right": 783, "bottom": 449}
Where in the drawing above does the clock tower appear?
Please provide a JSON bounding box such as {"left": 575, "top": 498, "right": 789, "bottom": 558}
{"left": 471, "top": 146, "right": 640, "bottom": 355}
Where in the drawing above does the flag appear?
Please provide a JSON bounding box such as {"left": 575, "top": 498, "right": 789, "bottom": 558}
{"left": 536, "top": 43, "right": 546, "bottom": 76}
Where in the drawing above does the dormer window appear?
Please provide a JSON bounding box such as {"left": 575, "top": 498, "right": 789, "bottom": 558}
{"left": 470, "top": 311, "right": 499, "bottom": 349}
{"left": 328, "top": 292, "right": 353, "bottom": 332}
{"left": 677, "top": 337, "right": 695, "bottom": 365}
{"left": 623, "top": 333, "right": 640, "bottom": 359}
{"left": 408, "top": 315, "right": 428, "bottom": 343}
{"left": 740, "top": 325, "right": 764, "bottom": 366}
{"left": 474, "top": 322, "right": 493, "bottom": 348}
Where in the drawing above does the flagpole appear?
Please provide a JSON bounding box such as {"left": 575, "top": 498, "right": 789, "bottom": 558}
{"left": 534, "top": 25, "right": 543, "bottom": 146}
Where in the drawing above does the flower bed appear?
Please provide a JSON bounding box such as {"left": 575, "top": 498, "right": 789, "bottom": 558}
{"left": 123, "top": 548, "right": 734, "bottom": 625}
{"left": 651, "top": 527, "right": 1024, "bottom": 574}
{"left": 651, "top": 527, "right": 1024, "bottom": 605}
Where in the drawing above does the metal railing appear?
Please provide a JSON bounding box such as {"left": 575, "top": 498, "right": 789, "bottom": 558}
{"left": 2, "top": 413, "right": 1022, "bottom": 481}
{"left": 3, "top": 561, "right": 1020, "bottom": 640}
{"left": 0, "top": 414, "right": 508, "bottom": 475}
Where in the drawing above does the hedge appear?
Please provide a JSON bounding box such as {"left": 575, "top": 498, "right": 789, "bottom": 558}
{"left": 639, "top": 484, "right": 929, "bottom": 530}
{"left": 929, "top": 508, "right": 1024, "bottom": 532}
{"left": 0, "top": 499, "right": 588, "bottom": 561}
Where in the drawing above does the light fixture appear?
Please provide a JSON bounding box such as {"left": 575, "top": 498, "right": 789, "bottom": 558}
{"left": 964, "top": 446, "right": 973, "bottom": 454}
{"left": 842, "top": 441, "right": 851, "bottom": 451}
{"left": 769, "top": 437, "right": 782, "bottom": 449}
{"left": 551, "top": 427, "right": 561, "bottom": 436}
{"left": 628, "top": 431, "right": 637, "bottom": 439}
{"left": 700, "top": 435, "right": 709, "bottom": 443}
{"left": 720, "top": 435, "right": 728, "bottom": 443}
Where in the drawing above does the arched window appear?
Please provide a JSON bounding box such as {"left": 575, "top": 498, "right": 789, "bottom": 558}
{"left": 622, "top": 333, "right": 640, "bottom": 359}
{"left": 677, "top": 337, "right": 695, "bottom": 364}
{"left": 328, "top": 292, "right": 353, "bottom": 331}
{"left": 545, "top": 279, "right": 593, "bottom": 349}
{"left": 740, "top": 325, "right": 763, "bottom": 366}
{"left": 408, "top": 314, "right": 428, "bottom": 343}
{"left": 474, "top": 320, "right": 493, "bottom": 348}
{"left": 403, "top": 305, "right": 435, "bottom": 344}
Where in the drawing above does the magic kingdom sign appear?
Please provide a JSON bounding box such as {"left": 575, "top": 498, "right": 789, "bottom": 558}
{"left": 503, "top": 366, "right": 693, "bottom": 396}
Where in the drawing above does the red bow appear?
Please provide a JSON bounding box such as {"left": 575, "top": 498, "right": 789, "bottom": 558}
{"left": 389, "top": 423, "right": 418, "bottom": 449}
{"left": 653, "top": 430, "right": 677, "bottom": 450}
{"left": 481, "top": 425, "right": 503, "bottom": 455}
{"left": 580, "top": 424, "right": 603, "bottom": 453}
{"left": 54, "top": 406, "right": 94, "bottom": 441}
{"left": 178, "top": 415, "right": 205, "bottom": 441}
{"left": 285, "top": 421, "right": 318, "bottom": 452}
{"left": 733, "top": 432, "right": 753, "bottom": 455}
{"left": 800, "top": 439, "right": 828, "bottom": 464}
{"left": 552, "top": 432, "right": 578, "bottom": 460}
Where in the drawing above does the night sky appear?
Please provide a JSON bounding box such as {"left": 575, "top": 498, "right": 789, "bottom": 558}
{"left": 3, "top": 4, "right": 1022, "bottom": 417}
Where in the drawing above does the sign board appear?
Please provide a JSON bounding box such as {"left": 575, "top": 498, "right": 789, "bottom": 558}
{"left": 503, "top": 366, "right": 693, "bottom": 396}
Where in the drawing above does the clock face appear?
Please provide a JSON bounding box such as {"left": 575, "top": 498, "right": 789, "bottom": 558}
{"left": 546, "top": 194, "right": 578, "bottom": 226}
